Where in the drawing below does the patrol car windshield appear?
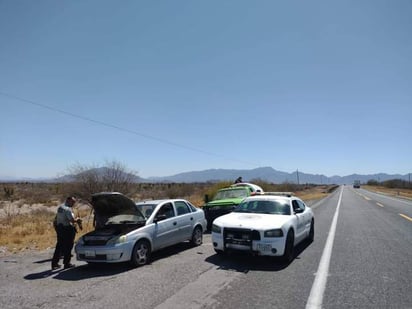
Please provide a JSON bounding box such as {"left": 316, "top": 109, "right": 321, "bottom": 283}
{"left": 234, "top": 200, "right": 291, "bottom": 215}
{"left": 213, "top": 189, "right": 249, "bottom": 200}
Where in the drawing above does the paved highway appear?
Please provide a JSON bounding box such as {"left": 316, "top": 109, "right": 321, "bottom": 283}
{"left": 1, "top": 186, "right": 411, "bottom": 308}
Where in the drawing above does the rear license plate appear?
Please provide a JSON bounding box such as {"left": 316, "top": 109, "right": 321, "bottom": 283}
{"left": 85, "top": 250, "right": 96, "bottom": 257}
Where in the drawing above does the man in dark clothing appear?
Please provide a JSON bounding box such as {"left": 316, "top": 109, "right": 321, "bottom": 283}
{"left": 51, "top": 196, "right": 81, "bottom": 270}
{"left": 234, "top": 176, "right": 243, "bottom": 184}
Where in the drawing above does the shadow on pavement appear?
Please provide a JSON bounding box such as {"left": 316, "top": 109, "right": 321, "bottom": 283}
{"left": 205, "top": 238, "right": 313, "bottom": 273}
{"left": 33, "top": 258, "right": 52, "bottom": 264}
{"left": 150, "top": 241, "right": 196, "bottom": 263}
{"left": 24, "top": 262, "right": 132, "bottom": 281}
{"left": 24, "top": 269, "right": 55, "bottom": 280}
{"left": 24, "top": 241, "right": 199, "bottom": 281}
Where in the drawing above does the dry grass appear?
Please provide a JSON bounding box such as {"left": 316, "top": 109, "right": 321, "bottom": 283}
{"left": 0, "top": 209, "right": 55, "bottom": 253}
{"left": 292, "top": 185, "right": 333, "bottom": 202}
{"left": 297, "top": 190, "right": 328, "bottom": 201}
{"left": 363, "top": 185, "right": 412, "bottom": 200}
{"left": 0, "top": 204, "right": 94, "bottom": 255}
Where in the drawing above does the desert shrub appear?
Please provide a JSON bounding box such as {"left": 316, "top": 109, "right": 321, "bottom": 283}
{"left": 381, "top": 179, "right": 412, "bottom": 189}
{"left": 165, "top": 186, "right": 183, "bottom": 199}
{"left": 1, "top": 183, "right": 61, "bottom": 205}
{"left": 164, "top": 183, "right": 199, "bottom": 199}
{"left": 248, "top": 179, "right": 270, "bottom": 191}
{"left": 367, "top": 179, "right": 379, "bottom": 186}
{"left": 203, "top": 181, "right": 233, "bottom": 203}
{"left": 3, "top": 186, "right": 14, "bottom": 199}
{"left": 264, "top": 182, "right": 302, "bottom": 193}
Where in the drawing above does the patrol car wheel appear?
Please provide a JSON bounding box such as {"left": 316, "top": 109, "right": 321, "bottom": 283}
{"left": 282, "top": 230, "right": 294, "bottom": 263}
{"left": 308, "top": 219, "right": 314, "bottom": 242}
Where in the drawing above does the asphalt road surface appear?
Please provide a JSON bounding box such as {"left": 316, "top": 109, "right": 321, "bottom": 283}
{"left": 1, "top": 186, "right": 411, "bottom": 309}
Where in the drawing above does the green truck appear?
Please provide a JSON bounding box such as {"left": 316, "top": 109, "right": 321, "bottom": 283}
{"left": 203, "top": 183, "right": 264, "bottom": 230}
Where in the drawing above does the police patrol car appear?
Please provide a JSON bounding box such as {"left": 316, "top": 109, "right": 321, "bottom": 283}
{"left": 211, "top": 192, "right": 314, "bottom": 262}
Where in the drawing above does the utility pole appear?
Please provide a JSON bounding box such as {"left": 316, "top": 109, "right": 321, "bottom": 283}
{"left": 296, "top": 169, "right": 300, "bottom": 185}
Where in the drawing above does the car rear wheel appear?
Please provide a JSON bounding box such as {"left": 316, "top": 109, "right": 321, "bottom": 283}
{"left": 130, "top": 239, "right": 151, "bottom": 267}
{"left": 282, "top": 230, "right": 294, "bottom": 263}
{"left": 190, "top": 226, "right": 203, "bottom": 246}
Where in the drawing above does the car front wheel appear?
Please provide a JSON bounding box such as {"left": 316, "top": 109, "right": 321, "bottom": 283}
{"left": 282, "top": 230, "right": 294, "bottom": 263}
{"left": 190, "top": 226, "right": 203, "bottom": 246}
{"left": 130, "top": 239, "right": 151, "bottom": 267}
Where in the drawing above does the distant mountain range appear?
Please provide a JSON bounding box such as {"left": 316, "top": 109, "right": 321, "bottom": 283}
{"left": 2, "top": 166, "right": 409, "bottom": 185}
{"left": 146, "top": 167, "right": 410, "bottom": 185}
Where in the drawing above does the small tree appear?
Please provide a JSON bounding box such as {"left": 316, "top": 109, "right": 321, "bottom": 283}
{"left": 102, "top": 160, "right": 137, "bottom": 193}
{"left": 67, "top": 160, "right": 138, "bottom": 199}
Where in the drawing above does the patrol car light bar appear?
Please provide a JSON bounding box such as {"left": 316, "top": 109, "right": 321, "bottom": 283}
{"left": 253, "top": 192, "right": 294, "bottom": 197}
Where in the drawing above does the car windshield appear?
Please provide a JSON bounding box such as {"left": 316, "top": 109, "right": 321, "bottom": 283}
{"left": 213, "top": 189, "right": 249, "bottom": 200}
{"left": 136, "top": 204, "right": 157, "bottom": 218}
{"left": 106, "top": 214, "right": 146, "bottom": 225}
{"left": 233, "top": 200, "right": 291, "bottom": 215}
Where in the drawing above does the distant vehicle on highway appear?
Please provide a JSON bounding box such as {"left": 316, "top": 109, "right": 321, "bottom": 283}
{"left": 353, "top": 180, "right": 361, "bottom": 188}
{"left": 211, "top": 192, "right": 314, "bottom": 262}
{"left": 75, "top": 192, "right": 207, "bottom": 267}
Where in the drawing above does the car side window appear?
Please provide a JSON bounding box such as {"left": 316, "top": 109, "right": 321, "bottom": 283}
{"left": 175, "top": 201, "right": 190, "bottom": 216}
{"left": 297, "top": 200, "right": 306, "bottom": 211}
{"left": 157, "top": 203, "right": 175, "bottom": 219}
{"left": 292, "top": 200, "right": 300, "bottom": 212}
{"left": 187, "top": 202, "right": 197, "bottom": 212}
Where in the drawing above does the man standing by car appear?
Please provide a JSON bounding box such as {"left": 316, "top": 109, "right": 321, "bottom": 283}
{"left": 51, "top": 196, "right": 80, "bottom": 270}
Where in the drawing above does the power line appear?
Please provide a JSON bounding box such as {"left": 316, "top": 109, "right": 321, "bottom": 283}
{"left": 1, "top": 90, "right": 256, "bottom": 166}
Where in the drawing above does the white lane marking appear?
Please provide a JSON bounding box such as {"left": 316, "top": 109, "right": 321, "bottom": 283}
{"left": 364, "top": 196, "right": 371, "bottom": 201}
{"left": 399, "top": 213, "right": 412, "bottom": 222}
{"left": 376, "top": 203, "right": 384, "bottom": 208}
{"left": 305, "top": 187, "right": 343, "bottom": 309}
{"left": 365, "top": 191, "right": 412, "bottom": 206}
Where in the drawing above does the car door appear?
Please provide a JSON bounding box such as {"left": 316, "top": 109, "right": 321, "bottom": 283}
{"left": 297, "top": 200, "right": 311, "bottom": 233}
{"left": 174, "top": 200, "right": 194, "bottom": 241}
{"left": 292, "top": 200, "right": 306, "bottom": 241}
{"left": 152, "top": 203, "right": 179, "bottom": 250}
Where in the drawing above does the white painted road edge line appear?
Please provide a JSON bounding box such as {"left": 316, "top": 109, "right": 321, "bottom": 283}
{"left": 305, "top": 187, "right": 343, "bottom": 309}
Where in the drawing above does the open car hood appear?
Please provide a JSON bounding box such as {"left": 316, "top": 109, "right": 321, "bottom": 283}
{"left": 91, "top": 192, "right": 142, "bottom": 218}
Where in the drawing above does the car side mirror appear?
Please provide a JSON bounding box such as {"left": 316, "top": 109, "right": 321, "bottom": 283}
{"left": 294, "top": 208, "right": 303, "bottom": 214}
{"left": 204, "top": 194, "right": 209, "bottom": 203}
{"left": 154, "top": 214, "right": 167, "bottom": 223}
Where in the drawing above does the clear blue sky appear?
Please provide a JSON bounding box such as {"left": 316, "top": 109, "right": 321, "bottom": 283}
{"left": 1, "top": 0, "right": 411, "bottom": 179}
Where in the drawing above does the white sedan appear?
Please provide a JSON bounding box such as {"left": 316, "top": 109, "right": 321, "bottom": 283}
{"left": 75, "top": 192, "right": 207, "bottom": 267}
{"left": 211, "top": 193, "right": 314, "bottom": 262}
